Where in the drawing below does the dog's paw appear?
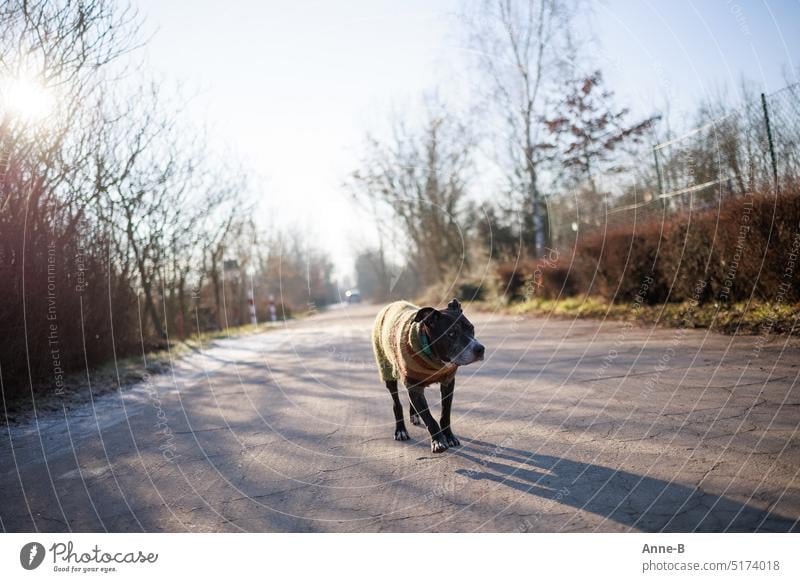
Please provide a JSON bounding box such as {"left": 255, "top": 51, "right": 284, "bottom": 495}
{"left": 394, "top": 428, "right": 410, "bottom": 441}
{"left": 410, "top": 414, "right": 422, "bottom": 426}
{"left": 430, "top": 438, "right": 449, "bottom": 453}
{"left": 443, "top": 432, "right": 460, "bottom": 447}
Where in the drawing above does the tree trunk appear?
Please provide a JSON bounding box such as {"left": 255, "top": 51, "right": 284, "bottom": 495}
{"left": 528, "top": 156, "right": 545, "bottom": 257}
{"left": 128, "top": 228, "right": 166, "bottom": 339}
{"left": 139, "top": 271, "right": 165, "bottom": 339}
{"left": 177, "top": 276, "right": 187, "bottom": 340}
{"left": 210, "top": 263, "right": 223, "bottom": 330}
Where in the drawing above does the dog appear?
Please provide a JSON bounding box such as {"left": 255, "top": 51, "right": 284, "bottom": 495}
{"left": 372, "top": 298, "right": 484, "bottom": 453}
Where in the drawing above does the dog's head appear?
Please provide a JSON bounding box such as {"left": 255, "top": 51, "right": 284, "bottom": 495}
{"left": 414, "top": 299, "right": 485, "bottom": 366}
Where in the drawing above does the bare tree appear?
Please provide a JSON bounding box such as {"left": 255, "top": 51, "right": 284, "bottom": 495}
{"left": 0, "top": 0, "right": 144, "bottom": 392}
{"left": 350, "top": 102, "right": 475, "bottom": 288}
{"left": 183, "top": 174, "right": 246, "bottom": 332}
{"left": 0, "top": 0, "right": 332, "bottom": 397}
{"left": 543, "top": 70, "right": 660, "bottom": 194}
{"left": 252, "top": 228, "right": 336, "bottom": 314}
{"left": 467, "top": 0, "right": 576, "bottom": 256}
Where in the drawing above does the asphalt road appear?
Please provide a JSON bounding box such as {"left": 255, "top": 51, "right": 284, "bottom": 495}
{"left": 2, "top": 303, "right": 799, "bottom": 532}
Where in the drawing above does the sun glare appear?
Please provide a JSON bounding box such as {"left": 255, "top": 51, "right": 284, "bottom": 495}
{"left": 1, "top": 76, "right": 54, "bottom": 122}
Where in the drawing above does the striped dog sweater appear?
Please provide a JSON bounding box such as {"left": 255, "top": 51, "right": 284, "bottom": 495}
{"left": 372, "top": 300, "right": 457, "bottom": 387}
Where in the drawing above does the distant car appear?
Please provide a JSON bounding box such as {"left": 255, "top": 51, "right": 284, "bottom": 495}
{"left": 345, "top": 289, "right": 362, "bottom": 304}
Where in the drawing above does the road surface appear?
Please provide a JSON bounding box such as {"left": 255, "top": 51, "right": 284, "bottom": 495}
{"left": 2, "top": 304, "right": 799, "bottom": 532}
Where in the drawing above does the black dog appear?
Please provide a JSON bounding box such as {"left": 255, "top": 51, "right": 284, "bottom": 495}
{"left": 372, "top": 298, "right": 484, "bottom": 453}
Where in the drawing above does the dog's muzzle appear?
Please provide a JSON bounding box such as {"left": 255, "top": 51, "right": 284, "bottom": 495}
{"left": 453, "top": 339, "right": 485, "bottom": 365}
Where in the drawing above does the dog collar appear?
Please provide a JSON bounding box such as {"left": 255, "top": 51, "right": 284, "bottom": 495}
{"left": 420, "top": 331, "right": 434, "bottom": 358}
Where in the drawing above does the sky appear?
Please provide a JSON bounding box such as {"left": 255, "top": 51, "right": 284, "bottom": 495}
{"left": 135, "top": 0, "right": 799, "bottom": 281}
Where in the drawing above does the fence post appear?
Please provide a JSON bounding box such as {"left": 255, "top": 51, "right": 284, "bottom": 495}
{"left": 761, "top": 92, "right": 779, "bottom": 195}
{"left": 653, "top": 145, "right": 664, "bottom": 198}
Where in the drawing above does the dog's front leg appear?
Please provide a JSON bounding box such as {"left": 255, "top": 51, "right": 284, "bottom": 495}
{"left": 439, "top": 379, "right": 460, "bottom": 447}
{"left": 408, "top": 387, "right": 448, "bottom": 453}
{"left": 386, "top": 380, "right": 409, "bottom": 440}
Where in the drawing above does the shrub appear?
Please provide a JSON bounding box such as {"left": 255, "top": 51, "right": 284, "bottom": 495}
{"left": 531, "top": 262, "right": 581, "bottom": 300}
{"left": 491, "top": 184, "right": 800, "bottom": 307}
{"left": 456, "top": 281, "right": 486, "bottom": 302}
{"left": 573, "top": 221, "right": 668, "bottom": 304}
{"left": 659, "top": 210, "right": 721, "bottom": 303}
{"left": 742, "top": 192, "right": 800, "bottom": 303}
{"left": 494, "top": 260, "right": 534, "bottom": 303}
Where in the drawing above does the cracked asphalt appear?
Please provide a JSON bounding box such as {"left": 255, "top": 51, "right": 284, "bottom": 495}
{"left": 1, "top": 303, "right": 799, "bottom": 532}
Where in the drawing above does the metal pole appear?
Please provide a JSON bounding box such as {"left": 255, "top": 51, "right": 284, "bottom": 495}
{"left": 268, "top": 294, "right": 277, "bottom": 322}
{"left": 247, "top": 283, "right": 257, "bottom": 325}
{"left": 761, "top": 92, "right": 779, "bottom": 195}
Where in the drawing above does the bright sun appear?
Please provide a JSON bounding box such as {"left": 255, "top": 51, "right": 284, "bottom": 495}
{"left": 1, "top": 76, "right": 54, "bottom": 122}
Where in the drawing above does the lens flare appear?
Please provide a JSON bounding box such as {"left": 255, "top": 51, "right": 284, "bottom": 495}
{"left": 1, "top": 76, "right": 54, "bottom": 122}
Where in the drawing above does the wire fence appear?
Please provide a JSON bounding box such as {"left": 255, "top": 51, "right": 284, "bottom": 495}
{"left": 653, "top": 82, "right": 798, "bottom": 207}
{"left": 548, "top": 81, "right": 800, "bottom": 246}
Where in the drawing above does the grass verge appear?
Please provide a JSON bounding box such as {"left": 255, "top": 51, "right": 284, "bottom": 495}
{"left": 477, "top": 296, "right": 800, "bottom": 335}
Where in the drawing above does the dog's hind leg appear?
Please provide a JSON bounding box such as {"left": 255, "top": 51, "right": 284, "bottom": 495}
{"left": 408, "top": 400, "right": 422, "bottom": 426}
{"left": 408, "top": 387, "right": 448, "bottom": 453}
{"left": 386, "top": 381, "right": 409, "bottom": 441}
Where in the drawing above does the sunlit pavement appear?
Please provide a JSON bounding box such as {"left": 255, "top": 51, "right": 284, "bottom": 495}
{"left": 2, "top": 304, "right": 798, "bottom": 532}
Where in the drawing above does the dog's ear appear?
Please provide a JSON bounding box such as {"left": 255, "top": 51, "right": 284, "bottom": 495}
{"left": 447, "top": 298, "right": 462, "bottom": 313}
{"left": 414, "top": 307, "right": 439, "bottom": 324}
